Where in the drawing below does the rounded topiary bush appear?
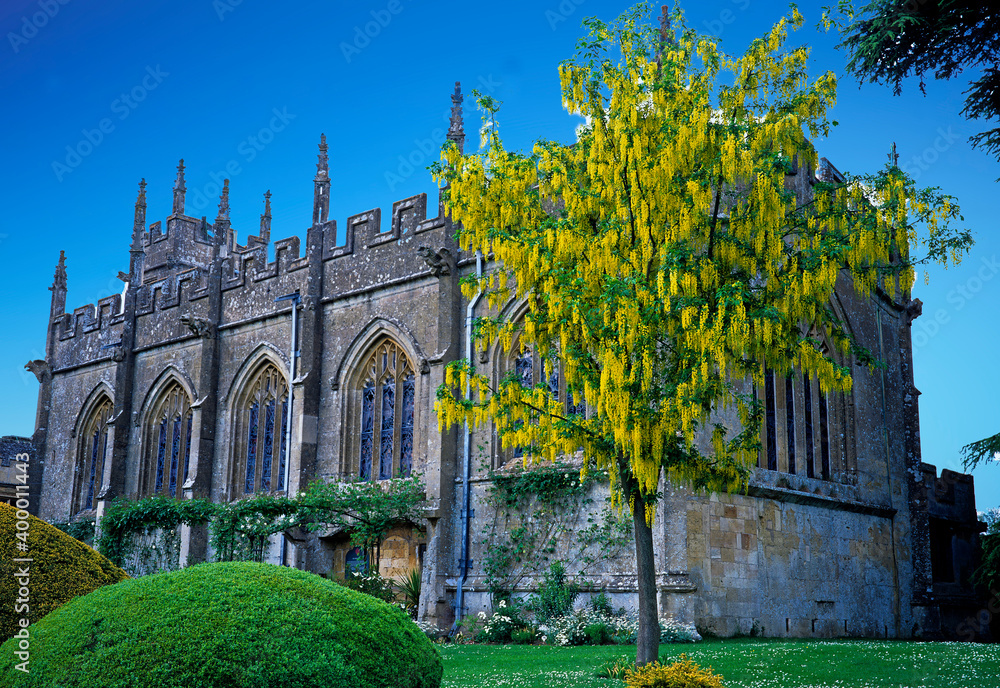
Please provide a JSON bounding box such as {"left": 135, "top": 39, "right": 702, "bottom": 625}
{"left": 0, "top": 561, "right": 442, "bottom": 688}
{"left": 0, "top": 503, "right": 128, "bottom": 641}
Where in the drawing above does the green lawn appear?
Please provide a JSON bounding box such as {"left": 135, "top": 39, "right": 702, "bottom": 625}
{"left": 439, "top": 639, "right": 1000, "bottom": 688}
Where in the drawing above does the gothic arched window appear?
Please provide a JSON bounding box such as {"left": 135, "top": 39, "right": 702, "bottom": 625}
{"left": 759, "top": 357, "right": 852, "bottom": 480}
{"left": 233, "top": 363, "right": 289, "bottom": 495}
{"left": 143, "top": 382, "right": 193, "bottom": 497}
{"left": 74, "top": 396, "right": 113, "bottom": 513}
{"left": 496, "top": 334, "right": 587, "bottom": 467}
{"left": 356, "top": 339, "right": 415, "bottom": 481}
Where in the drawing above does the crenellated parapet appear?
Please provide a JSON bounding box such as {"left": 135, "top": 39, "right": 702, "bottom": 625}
{"left": 47, "top": 81, "right": 467, "bottom": 367}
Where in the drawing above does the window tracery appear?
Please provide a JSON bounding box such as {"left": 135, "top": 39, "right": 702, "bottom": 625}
{"left": 759, "top": 357, "right": 852, "bottom": 480}
{"left": 74, "top": 396, "right": 113, "bottom": 513}
{"left": 356, "top": 339, "right": 415, "bottom": 481}
{"left": 143, "top": 381, "right": 193, "bottom": 497}
{"left": 233, "top": 364, "right": 288, "bottom": 495}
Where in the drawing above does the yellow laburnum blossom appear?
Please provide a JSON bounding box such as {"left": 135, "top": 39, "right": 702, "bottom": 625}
{"left": 432, "top": 5, "right": 968, "bottom": 521}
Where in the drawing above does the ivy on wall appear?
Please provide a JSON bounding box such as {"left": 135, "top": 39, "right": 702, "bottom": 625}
{"left": 94, "top": 477, "right": 426, "bottom": 577}
{"left": 479, "top": 461, "right": 632, "bottom": 600}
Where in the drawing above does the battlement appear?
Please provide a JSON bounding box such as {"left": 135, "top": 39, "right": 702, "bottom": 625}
{"left": 919, "top": 462, "right": 979, "bottom": 524}
{"left": 46, "top": 80, "right": 470, "bottom": 364}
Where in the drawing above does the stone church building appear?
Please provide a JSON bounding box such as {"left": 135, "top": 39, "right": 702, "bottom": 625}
{"left": 20, "top": 84, "right": 987, "bottom": 639}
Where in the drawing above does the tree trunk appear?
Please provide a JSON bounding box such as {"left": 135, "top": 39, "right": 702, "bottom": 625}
{"left": 632, "top": 490, "right": 660, "bottom": 665}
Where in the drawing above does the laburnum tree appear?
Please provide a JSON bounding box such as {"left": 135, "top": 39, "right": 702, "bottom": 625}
{"left": 433, "top": 4, "right": 971, "bottom": 664}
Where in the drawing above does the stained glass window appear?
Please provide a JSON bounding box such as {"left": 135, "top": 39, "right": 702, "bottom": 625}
{"left": 543, "top": 359, "right": 559, "bottom": 400}
{"left": 516, "top": 349, "right": 533, "bottom": 388}
{"left": 803, "top": 375, "right": 815, "bottom": 478}
{"left": 245, "top": 403, "right": 259, "bottom": 493}
{"left": 169, "top": 417, "right": 181, "bottom": 497}
{"left": 819, "top": 392, "right": 830, "bottom": 479}
{"left": 764, "top": 369, "right": 777, "bottom": 471}
{"left": 76, "top": 396, "right": 113, "bottom": 513}
{"left": 183, "top": 415, "right": 193, "bottom": 485}
{"left": 400, "top": 374, "right": 415, "bottom": 478}
{"left": 261, "top": 399, "right": 275, "bottom": 492}
{"left": 85, "top": 431, "right": 100, "bottom": 510}
{"left": 155, "top": 419, "right": 167, "bottom": 492}
{"left": 144, "top": 381, "right": 193, "bottom": 497}
{"left": 360, "top": 382, "right": 375, "bottom": 480}
{"left": 277, "top": 400, "right": 288, "bottom": 491}
{"left": 235, "top": 363, "right": 289, "bottom": 495}
{"left": 357, "top": 339, "right": 415, "bottom": 481}
{"left": 759, "top": 360, "right": 845, "bottom": 481}
{"left": 379, "top": 377, "right": 396, "bottom": 480}
{"left": 785, "top": 376, "right": 796, "bottom": 475}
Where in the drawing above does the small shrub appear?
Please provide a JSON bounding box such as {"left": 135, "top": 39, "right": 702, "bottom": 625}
{"left": 0, "top": 504, "right": 127, "bottom": 641}
{"left": 527, "top": 561, "right": 578, "bottom": 623}
{"left": 584, "top": 621, "right": 615, "bottom": 645}
{"left": 0, "top": 561, "right": 442, "bottom": 688}
{"left": 475, "top": 599, "right": 532, "bottom": 644}
{"left": 591, "top": 591, "right": 614, "bottom": 616}
{"left": 625, "top": 656, "right": 726, "bottom": 688}
{"left": 511, "top": 627, "right": 540, "bottom": 644}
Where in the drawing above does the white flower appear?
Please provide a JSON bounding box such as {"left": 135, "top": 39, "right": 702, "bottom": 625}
{"left": 478, "top": 611, "right": 487, "bottom": 620}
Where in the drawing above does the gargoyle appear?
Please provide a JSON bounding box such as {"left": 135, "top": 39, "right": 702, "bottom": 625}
{"left": 24, "top": 359, "right": 50, "bottom": 383}
{"left": 181, "top": 314, "right": 216, "bottom": 339}
{"left": 417, "top": 246, "right": 451, "bottom": 276}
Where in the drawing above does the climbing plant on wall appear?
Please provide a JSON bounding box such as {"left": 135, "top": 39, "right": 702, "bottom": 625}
{"left": 478, "top": 462, "right": 632, "bottom": 601}
{"left": 95, "top": 477, "right": 426, "bottom": 575}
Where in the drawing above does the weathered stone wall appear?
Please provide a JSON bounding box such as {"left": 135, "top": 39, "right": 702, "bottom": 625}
{"left": 27, "top": 122, "right": 983, "bottom": 638}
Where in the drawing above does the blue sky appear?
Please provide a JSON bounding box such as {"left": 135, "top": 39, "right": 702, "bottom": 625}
{"left": 0, "top": 0, "right": 996, "bottom": 510}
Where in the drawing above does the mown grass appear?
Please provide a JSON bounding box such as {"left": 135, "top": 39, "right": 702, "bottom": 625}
{"left": 440, "top": 639, "right": 1000, "bottom": 688}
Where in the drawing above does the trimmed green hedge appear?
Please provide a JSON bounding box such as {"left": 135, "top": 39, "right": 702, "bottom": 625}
{"left": 0, "top": 503, "right": 128, "bottom": 641}
{"left": 0, "top": 561, "right": 442, "bottom": 688}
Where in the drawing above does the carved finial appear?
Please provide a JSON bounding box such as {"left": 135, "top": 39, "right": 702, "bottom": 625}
{"left": 216, "top": 179, "right": 230, "bottom": 224}
{"left": 172, "top": 159, "right": 187, "bottom": 215}
{"left": 447, "top": 81, "right": 465, "bottom": 154}
{"left": 312, "top": 135, "right": 330, "bottom": 225}
{"left": 316, "top": 134, "right": 329, "bottom": 179}
{"left": 132, "top": 179, "right": 147, "bottom": 249}
{"left": 259, "top": 190, "right": 272, "bottom": 243}
{"left": 52, "top": 250, "right": 67, "bottom": 291}
{"left": 49, "top": 250, "right": 68, "bottom": 317}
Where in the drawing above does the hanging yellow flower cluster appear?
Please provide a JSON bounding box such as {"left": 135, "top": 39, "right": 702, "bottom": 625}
{"left": 432, "top": 7, "right": 968, "bottom": 517}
